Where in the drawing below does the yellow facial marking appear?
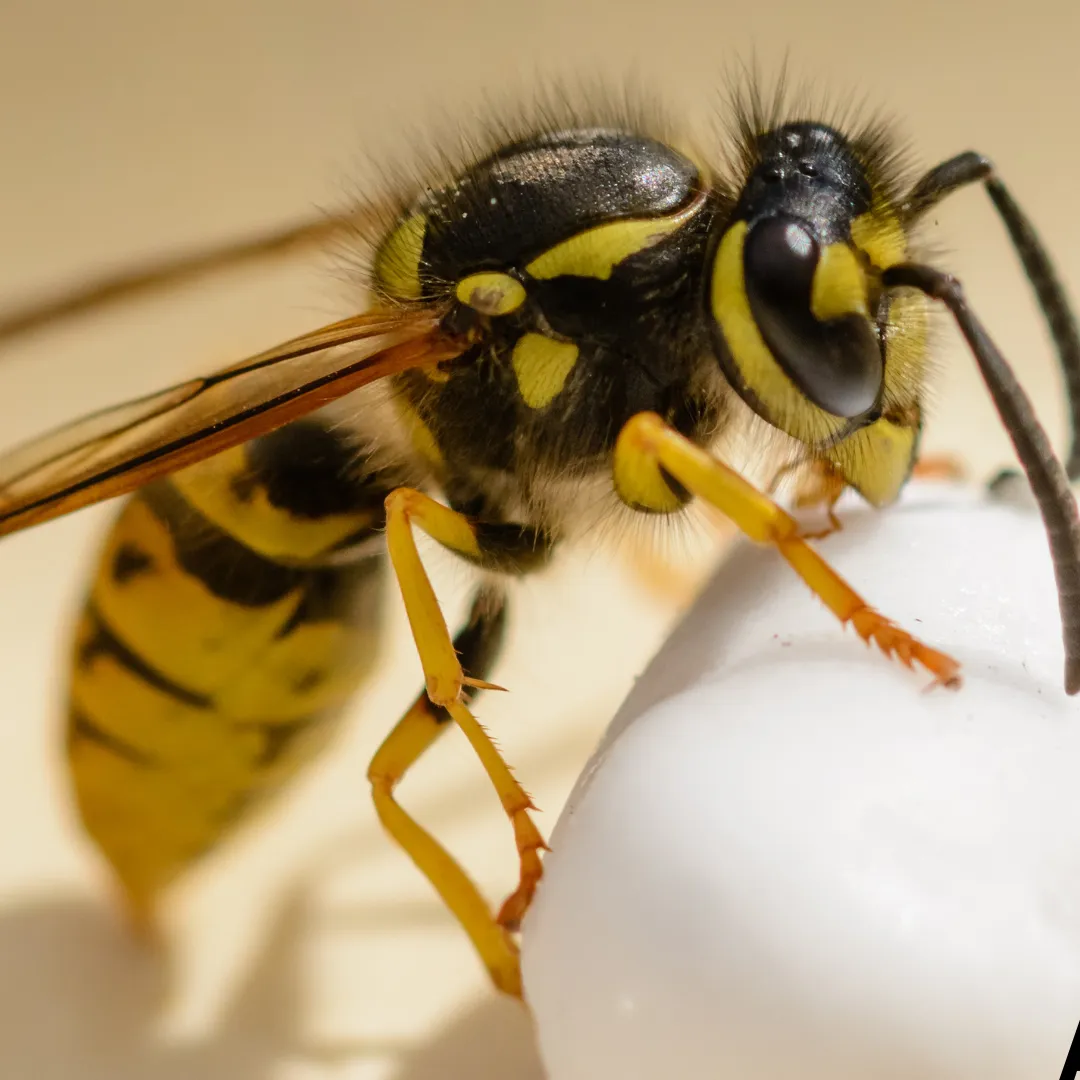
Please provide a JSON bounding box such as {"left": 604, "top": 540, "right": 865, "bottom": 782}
{"left": 711, "top": 222, "right": 847, "bottom": 446}
{"left": 525, "top": 194, "right": 704, "bottom": 281}
{"left": 455, "top": 271, "right": 526, "bottom": 316}
{"left": 511, "top": 333, "right": 579, "bottom": 409}
{"left": 169, "top": 446, "right": 375, "bottom": 563}
{"left": 818, "top": 285, "right": 929, "bottom": 506}
{"left": 374, "top": 213, "right": 427, "bottom": 300}
{"left": 826, "top": 413, "right": 919, "bottom": 507}
{"left": 851, "top": 210, "right": 907, "bottom": 270}
{"left": 810, "top": 243, "right": 870, "bottom": 322}
{"left": 883, "top": 287, "right": 930, "bottom": 391}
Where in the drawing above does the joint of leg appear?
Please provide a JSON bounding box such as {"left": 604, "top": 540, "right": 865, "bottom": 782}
{"left": 763, "top": 512, "right": 800, "bottom": 547}
{"left": 367, "top": 758, "right": 395, "bottom": 793}
{"left": 384, "top": 486, "right": 418, "bottom": 519}
{"left": 504, "top": 791, "right": 539, "bottom": 817}
{"left": 619, "top": 411, "right": 664, "bottom": 451}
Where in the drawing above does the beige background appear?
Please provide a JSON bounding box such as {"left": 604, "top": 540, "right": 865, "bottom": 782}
{"left": 0, "top": 2, "right": 1078, "bottom": 1077}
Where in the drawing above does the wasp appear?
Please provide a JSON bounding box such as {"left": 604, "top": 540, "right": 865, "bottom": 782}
{"left": 1, "top": 82, "right": 1079, "bottom": 1001}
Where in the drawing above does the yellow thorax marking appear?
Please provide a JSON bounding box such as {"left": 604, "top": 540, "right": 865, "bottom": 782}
{"left": 511, "top": 333, "right": 580, "bottom": 409}
{"left": 394, "top": 395, "right": 445, "bottom": 469}
{"left": 711, "top": 222, "right": 847, "bottom": 445}
{"left": 374, "top": 212, "right": 427, "bottom": 300}
{"left": 810, "top": 243, "right": 870, "bottom": 322}
{"left": 455, "top": 271, "right": 526, "bottom": 315}
{"left": 525, "top": 191, "right": 705, "bottom": 282}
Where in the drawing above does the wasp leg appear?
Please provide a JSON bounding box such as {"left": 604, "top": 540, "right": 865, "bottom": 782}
{"left": 783, "top": 458, "right": 847, "bottom": 540}
{"left": 614, "top": 412, "right": 962, "bottom": 687}
{"left": 368, "top": 582, "right": 527, "bottom": 995}
{"left": 372, "top": 487, "right": 552, "bottom": 997}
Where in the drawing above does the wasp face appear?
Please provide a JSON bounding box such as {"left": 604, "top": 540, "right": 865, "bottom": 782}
{"left": 709, "top": 122, "right": 894, "bottom": 447}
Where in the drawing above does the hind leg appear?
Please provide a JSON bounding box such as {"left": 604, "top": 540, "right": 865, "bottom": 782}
{"left": 370, "top": 488, "right": 556, "bottom": 997}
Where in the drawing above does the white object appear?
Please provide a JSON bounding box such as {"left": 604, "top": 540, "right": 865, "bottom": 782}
{"left": 522, "top": 481, "right": 1080, "bottom": 1080}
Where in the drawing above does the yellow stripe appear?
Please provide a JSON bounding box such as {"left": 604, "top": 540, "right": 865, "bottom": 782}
{"left": 810, "top": 243, "right": 869, "bottom": 322}
{"left": 851, "top": 209, "right": 907, "bottom": 270}
{"left": 525, "top": 193, "right": 704, "bottom": 281}
{"left": 92, "top": 495, "right": 305, "bottom": 696}
{"left": 374, "top": 212, "right": 427, "bottom": 300}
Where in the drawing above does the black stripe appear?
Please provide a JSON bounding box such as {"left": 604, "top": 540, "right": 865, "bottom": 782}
{"left": 111, "top": 540, "right": 156, "bottom": 584}
{"left": 274, "top": 555, "right": 385, "bottom": 639}
{"left": 68, "top": 709, "right": 158, "bottom": 767}
{"left": 141, "top": 481, "right": 307, "bottom": 607}
{"left": 79, "top": 604, "right": 213, "bottom": 709}
{"left": 235, "top": 715, "right": 322, "bottom": 767}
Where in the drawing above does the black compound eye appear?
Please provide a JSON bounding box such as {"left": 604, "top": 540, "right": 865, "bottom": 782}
{"left": 745, "top": 218, "right": 819, "bottom": 309}
{"left": 743, "top": 215, "right": 883, "bottom": 419}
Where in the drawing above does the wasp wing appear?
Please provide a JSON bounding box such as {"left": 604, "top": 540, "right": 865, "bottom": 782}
{"left": 0, "top": 308, "right": 462, "bottom": 537}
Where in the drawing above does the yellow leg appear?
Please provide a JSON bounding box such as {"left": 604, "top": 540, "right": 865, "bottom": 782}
{"left": 767, "top": 457, "right": 848, "bottom": 540}
{"left": 615, "top": 413, "right": 962, "bottom": 687}
{"left": 368, "top": 692, "right": 525, "bottom": 996}
{"left": 373, "top": 489, "right": 548, "bottom": 997}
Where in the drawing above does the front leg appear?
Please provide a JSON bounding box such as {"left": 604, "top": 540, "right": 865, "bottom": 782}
{"left": 613, "top": 412, "right": 962, "bottom": 687}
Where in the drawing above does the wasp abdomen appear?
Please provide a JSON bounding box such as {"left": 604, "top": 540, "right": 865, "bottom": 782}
{"left": 66, "top": 421, "right": 396, "bottom": 917}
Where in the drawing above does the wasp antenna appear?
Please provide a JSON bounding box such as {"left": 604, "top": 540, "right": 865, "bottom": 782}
{"left": 0, "top": 212, "right": 360, "bottom": 348}
{"left": 884, "top": 261, "right": 1080, "bottom": 694}
{"left": 902, "top": 153, "right": 1080, "bottom": 481}
{"left": 984, "top": 177, "right": 1080, "bottom": 479}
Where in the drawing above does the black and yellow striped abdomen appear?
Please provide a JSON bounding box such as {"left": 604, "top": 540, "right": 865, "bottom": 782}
{"left": 66, "top": 420, "right": 400, "bottom": 920}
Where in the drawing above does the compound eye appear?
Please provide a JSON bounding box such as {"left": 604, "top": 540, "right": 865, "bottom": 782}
{"left": 744, "top": 216, "right": 882, "bottom": 418}
{"left": 746, "top": 217, "right": 819, "bottom": 301}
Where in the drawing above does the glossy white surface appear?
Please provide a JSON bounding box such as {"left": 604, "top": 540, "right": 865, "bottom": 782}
{"left": 524, "top": 484, "right": 1080, "bottom": 1079}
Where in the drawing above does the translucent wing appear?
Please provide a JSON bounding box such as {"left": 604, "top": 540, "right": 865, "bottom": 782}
{"left": 0, "top": 308, "right": 463, "bottom": 537}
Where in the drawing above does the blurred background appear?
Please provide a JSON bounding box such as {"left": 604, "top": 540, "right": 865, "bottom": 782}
{"left": 0, "top": 1, "right": 1077, "bottom": 1076}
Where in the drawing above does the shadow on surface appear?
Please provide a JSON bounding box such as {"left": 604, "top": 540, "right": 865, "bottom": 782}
{"left": 0, "top": 887, "right": 547, "bottom": 1079}
{"left": 0, "top": 717, "right": 597, "bottom": 1078}
{"left": 0, "top": 893, "right": 301, "bottom": 1079}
